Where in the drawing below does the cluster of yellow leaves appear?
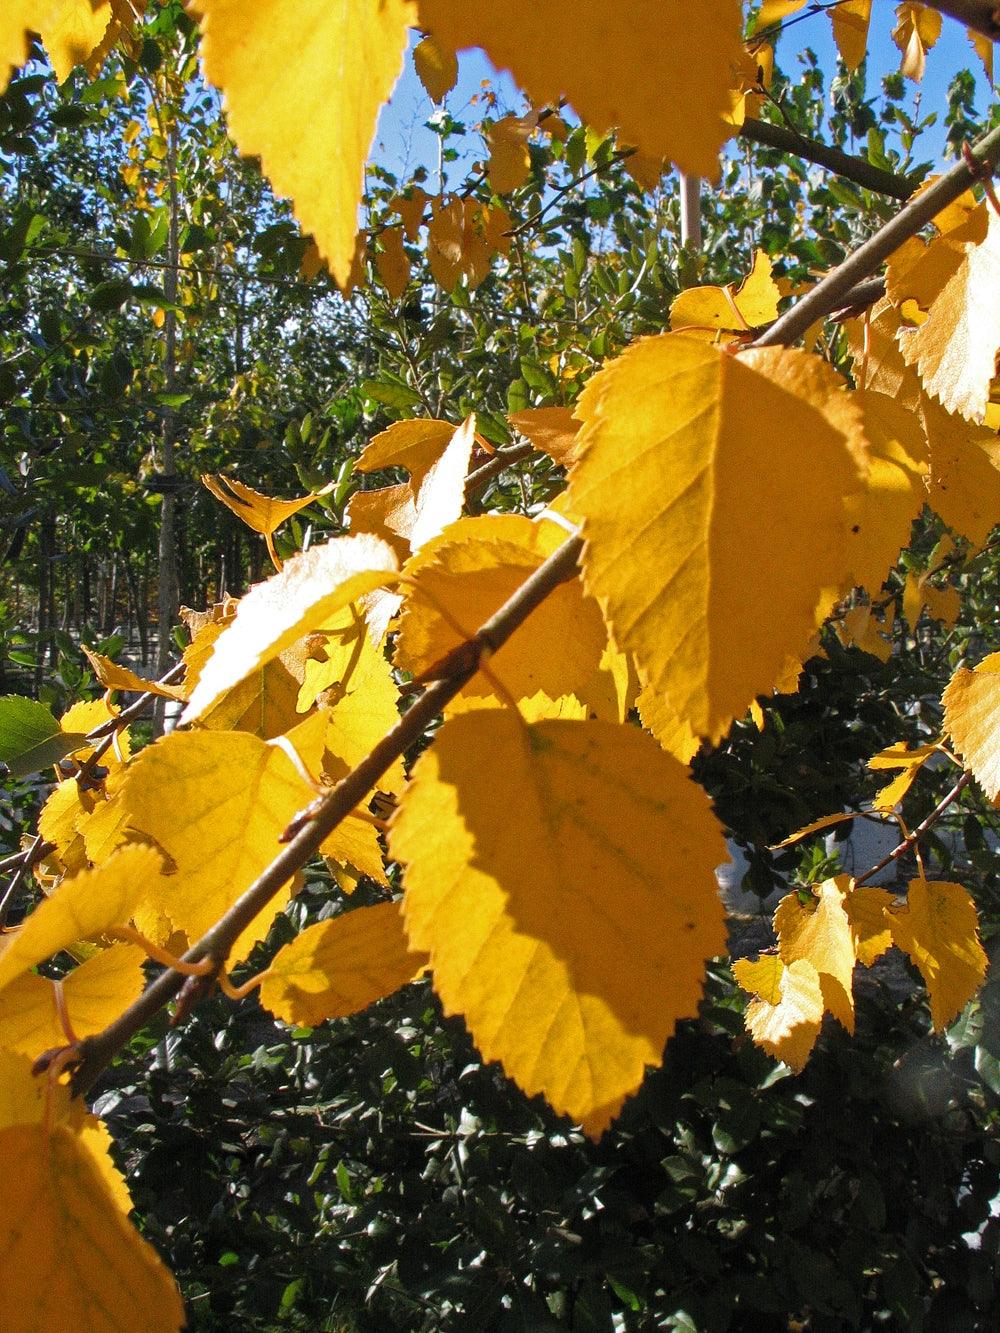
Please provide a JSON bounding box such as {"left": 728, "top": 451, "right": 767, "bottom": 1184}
{"left": 735, "top": 872, "right": 987, "bottom": 1068}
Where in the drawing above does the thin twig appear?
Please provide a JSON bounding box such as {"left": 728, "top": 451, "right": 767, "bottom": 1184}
{"left": 0, "top": 834, "right": 45, "bottom": 930}
{"left": 855, "top": 772, "right": 973, "bottom": 887}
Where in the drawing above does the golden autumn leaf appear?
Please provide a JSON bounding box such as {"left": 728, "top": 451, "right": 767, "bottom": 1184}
{"left": 943, "top": 651, "right": 1000, "bottom": 800}
{"left": 835, "top": 603, "right": 894, "bottom": 662}
{"left": 195, "top": 640, "right": 310, "bottom": 739}
{"left": 0, "top": 845, "right": 163, "bottom": 993}
{"left": 774, "top": 876, "right": 856, "bottom": 1032}
{"left": 893, "top": 1, "right": 942, "bottom": 81}
{"left": 0, "top": 1123, "right": 184, "bottom": 1332}
{"left": 33, "top": 0, "right": 113, "bottom": 84}
{"left": 192, "top": 0, "right": 414, "bottom": 289}
{"left": 181, "top": 533, "right": 399, "bottom": 725}
{"left": 830, "top": 0, "right": 872, "bottom": 71}
{"left": 395, "top": 514, "right": 628, "bottom": 720}
{"left": 570, "top": 335, "right": 868, "bottom": 748}
{"left": 669, "top": 249, "right": 781, "bottom": 339}
{"left": 922, "top": 394, "right": 1000, "bottom": 547}
{"left": 889, "top": 878, "right": 987, "bottom": 1029}
{"left": 346, "top": 485, "right": 417, "bottom": 564}
{"left": 845, "top": 298, "right": 923, "bottom": 410}
{"left": 427, "top": 196, "right": 510, "bottom": 290}
{"left": 508, "top": 406, "right": 581, "bottom": 466}
{"left": 968, "top": 26, "right": 993, "bottom": 82}
{"left": 845, "top": 885, "right": 894, "bottom": 967}
{"left": 258, "top": 901, "right": 426, "bottom": 1025}
{"left": 201, "top": 472, "right": 327, "bottom": 539}
{"left": 0, "top": 943, "right": 145, "bottom": 1057}
{"left": 356, "top": 417, "right": 456, "bottom": 483}
{"left": 119, "top": 717, "right": 326, "bottom": 962}
{"left": 81, "top": 646, "right": 186, "bottom": 700}
{"left": 390, "top": 711, "right": 727, "bottom": 1136}
{"left": 868, "top": 740, "right": 940, "bottom": 810}
{"left": 412, "top": 32, "right": 457, "bottom": 102}
{"left": 2, "top": 2, "right": 45, "bottom": 91}
{"left": 733, "top": 955, "right": 824, "bottom": 1072}
{"left": 416, "top": 0, "right": 745, "bottom": 179}
{"left": 487, "top": 115, "right": 533, "bottom": 194}
{"left": 900, "top": 203, "right": 1000, "bottom": 423}
{"left": 395, "top": 185, "right": 429, "bottom": 240}
{"left": 375, "top": 223, "right": 411, "bottom": 300}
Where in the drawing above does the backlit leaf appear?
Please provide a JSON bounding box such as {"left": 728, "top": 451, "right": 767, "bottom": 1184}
{"left": 889, "top": 878, "right": 987, "bottom": 1029}
{"left": 570, "top": 335, "right": 868, "bottom": 747}
{"left": 192, "top": 0, "right": 414, "bottom": 288}
{"left": 923, "top": 394, "right": 1000, "bottom": 547}
{"left": 774, "top": 876, "right": 856, "bottom": 1032}
{"left": 81, "top": 648, "right": 185, "bottom": 700}
{"left": 390, "top": 711, "right": 727, "bottom": 1136}
{"left": 201, "top": 473, "right": 326, "bottom": 537}
{"left": 487, "top": 115, "right": 533, "bottom": 194}
{"left": 375, "top": 224, "right": 411, "bottom": 300}
{"left": 181, "top": 533, "right": 399, "bottom": 725}
{"left": 669, "top": 249, "right": 781, "bottom": 339}
{"left": 259, "top": 901, "right": 426, "bottom": 1025}
{"left": 868, "top": 740, "right": 940, "bottom": 811}
{"left": 356, "top": 417, "right": 456, "bottom": 485}
{"left": 508, "top": 406, "right": 581, "bottom": 466}
{"left": 416, "top": 0, "right": 745, "bottom": 179}
{"left": 733, "top": 955, "right": 824, "bottom": 1072}
{"left": 893, "top": 2, "right": 941, "bottom": 81}
{"left": 0, "top": 845, "right": 163, "bottom": 993}
{"left": 40, "top": 0, "right": 112, "bottom": 83}
{"left": 845, "top": 886, "right": 894, "bottom": 967}
{"left": 830, "top": 0, "right": 872, "bottom": 71}
{"left": 412, "top": 33, "right": 457, "bottom": 102}
{"left": 943, "top": 651, "right": 1000, "bottom": 800}
{"left": 0, "top": 1123, "right": 183, "bottom": 1332}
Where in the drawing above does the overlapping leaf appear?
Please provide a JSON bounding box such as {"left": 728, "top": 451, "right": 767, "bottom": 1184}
{"left": 390, "top": 711, "right": 727, "bottom": 1136}
{"left": 81, "top": 647, "right": 186, "bottom": 701}
{"left": 774, "top": 876, "right": 856, "bottom": 1033}
{"left": 889, "top": 878, "right": 987, "bottom": 1029}
{"left": 733, "top": 955, "right": 824, "bottom": 1072}
{"left": 508, "top": 406, "right": 581, "bottom": 467}
{"left": 570, "top": 335, "right": 869, "bottom": 750}
{"left": 669, "top": 249, "right": 781, "bottom": 341}
{"left": 943, "top": 651, "right": 1000, "bottom": 800}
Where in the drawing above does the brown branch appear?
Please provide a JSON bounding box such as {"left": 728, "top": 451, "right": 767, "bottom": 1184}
{"left": 855, "top": 772, "right": 973, "bottom": 886}
{"left": 0, "top": 835, "right": 47, "bottom": 930}
{"left": 466, "top": 443, "right": 535, "bottom": 499}
{"left": 740, "top": 117, "right": 917, "bottom": 200}
{"left": 70, "top": 535, "right": 584, "bottom": 1097}
{"left": 922, "top": 1, "right": 1000, "bottom": 41}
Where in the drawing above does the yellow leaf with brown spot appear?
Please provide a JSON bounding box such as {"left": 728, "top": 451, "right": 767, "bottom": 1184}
{"left": 412, "top": 32, "right": 457, "bottom": 101}
{"left": 508, "top": 406, "right": 581, "bottom": 466}
{"left": 845, "top": 886, "right": 894, "bottom": 966}
{"left": 416, "top": 0, "right": 745, "bottom": 179}
{"left": 774, "top": 876, "right": 856, "bottom": 1032}
{"left": 192, "top": 0, "right": 413, "bottom": 289}
{"left": 0, "top": 1123, "right": 183, "bottom": 1331}
{"left": 889, "top": 878, "right": 987, "bottom": 1029}
{"left": 943, "top": 651, "right": 1000, "bottom": 800}
{"left": 390, "top": 711, "right": 727, "bottom": 1136}
{"left": 119, "top": 717, "right": 327, "bottom": 963}
{"left": 259, "top": 901, "right": 425, "bottom": 1025}
{"left": 487, "top": 115, "right": 532, "bottom": 194}
{"left": 0, "top": 944, "right": 145, "bottom": 1057}
{"left": 181, "top": 533, "right": 399, "bottom": 724}
{"left": 395, "top": 514, "right": 627, "bottom": 720}
{"left": 733, "top": 955, "right": 823, "bottom": 1072}
{"left": 0, "top": 845, "right": 163, "bottom": 993}
{"left": 570, "top": 335, "right": 869, "bottom": 748}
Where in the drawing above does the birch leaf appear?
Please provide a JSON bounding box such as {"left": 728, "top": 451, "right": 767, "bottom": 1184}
{"left": 889, "top": 878, "right": 987, "bottom": 1029}
{"left": 412, "top": 33, "right": 457, "bottom": 102}
{"left": 923, "top": 394, "right": 1000, "bottom": 547}
{"left": 375, "top": 224, "right": 411, "bottom": 300}
{"left": 390, "top": 711, "right": 727, "bottom": 1136}
{"left": 733, "top": 955, "right": 824, "bottom": 1072}
{"left": 893, "top": 2, "right": 942, "bottom": 81}
{"left": 415, "top": 0, "right": 745, "bottom": 179}
{"left": 774, "top": 876, "right": 856, "bottom": 1033}
{"left": 80, "top": 648, "right": 186, "bottom": 700}
{"left": 192, "top": 0, "right": 414, "bottom": 289}
{"left": 259, "top": 901, "right": 426, "bottom": 1025}
{"left": 487, "top": 115, "right": 533, "bottom": 194}
{"left": 0, "top": 845, "right": 163, "bottom": 993}
{"left": 356, "top": 418, "right": 455, "bottom": 486}
{"left": 570, "top": 335, "right": 868, "bottom": 747}
{"left": 830, "top": 0, "right": 872, "bottom": 71}
{"left": 845, "top": 886, "right": 894, "bottom": 967}
{"left": 201, "top": 473, "right": 325, "bottom": 538}
{"left": 868, "top": 740, "right": 940, "bottom": 811}
{"left": 669, "top": 249, "right": 781, "bottom": 339}
{"left": 942, "top": 651, "right": 1000, "bottom": 800}
{"left": 508, "top": 406, "right": 581, "bottom": 466}
{"left": 181, "top": 534, "right": 399, "bottom": 725}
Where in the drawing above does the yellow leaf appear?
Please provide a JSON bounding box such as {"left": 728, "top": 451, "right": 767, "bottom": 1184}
{"left": 669, "top": 249, "right": 780, "bottom": 339}
{"left": 395, "top": 514, "right": 628, "bottom": 720}
{"left": 390, "top": 711, "right": 727, "bottom": 1136}
{"left": 201, "top": 472, "right": 326, "bottom": 537}
{"left": 81, "top": 646, "right": 186, "bottom": 700}
{"left": 943, "top": 651, "right": 1000, "bottom": 800}
{"left": 772, "top": 810, "right": 862, "bottom": 850}
{"left": 39, "top": 0, "right": 112, "bottom": 83}
{"left": 508, "top": 406, "right": 581, "bottom": 466}
{"left": 196, "top": 643, "right": 310, "bottom": 739}
{"left": 192, "top": 0, "right": 414, "bottom": 290}
{"left": 923, "top": 393, "right": 1000, "bottom": 547}
{"left": 416, "top": 0, "right": 745, "bottom": 180}
{"left": 347, "top": 484, "right": 418, "bottom": 563}
{"left": 119, "top": 719, "right": 325, "bottom": 963}
{"left": 636, "top": 678, "right": 701, "bottom": 763}
{"left": 395, "top": 185, "right": 428, "bottom": 240}
{"left": 868, "top": 740, "right": 940, "bottom": 810}
{"left": 733, "top": 955, "right": 823, "bottom": 1072}
{"left": 889, "top": 878, "right": 987, "bottom": 1029}
{"left": 0, "top": 943, "right": 145, "bottom": 1057}
{"left": 830, "top": 0, "right": 872, "bottom": 71}
{"left": 487, "top": 114, "right": 532, "bottom": 194}
{"left": 969, "top": 27, "right": 993, "bottom": 83}
{"left": 570, "top": 335, "right": 868, "bottom": 748}
{"left": 258, "top": 901, "right": 426, "bottom": 1025}
{"left": 356, "top": 417, "right": 455, "bottom": 483}
{"left": 321, "top": 811, "right": 390, "bottom": 887}
{"left": 0, "top": 845, "right": 163, "bottom": 993}
{"left": 412, "top": 32, "right": 457, "bottom": 102}
{"left": 0, "top": 1122, "right": 184, "bottom": 1331}
{"left": 845, "top": 885, "right": 894, "bottom": 966}
{"left": 427, "top": 195, "right": 508, "bottom": 290}
{"left": 835, "top": 603, "right": 894, "bottom": 662}
{"left": 375, "top": 223, "right": 411, "bottom": 300}
{"left": 181, "top": 533, "right": 399, "bottom": 725}
{"left": 893, "top": 2, "right": 942, "bottom": 81}
{"left": 900, "top": 204, "right": 1000, "bottom": 423}
{"left": 845, "top": 298, "right": 923, "bottom": 410}
{"left": 774, "top": 876, "right": 856, "bottom": 1032}
{"left": 757, "top": 1, "right": 807, "bottom": 25}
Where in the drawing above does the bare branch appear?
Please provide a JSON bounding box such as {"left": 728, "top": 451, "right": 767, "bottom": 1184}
{"left": 740, "top": 117, "right": 916, "bottom": 201}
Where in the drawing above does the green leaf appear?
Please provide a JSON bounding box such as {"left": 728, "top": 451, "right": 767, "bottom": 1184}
{"left": 0, "top": 696, "right": 88, "bottom": 778}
